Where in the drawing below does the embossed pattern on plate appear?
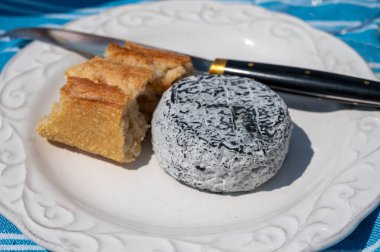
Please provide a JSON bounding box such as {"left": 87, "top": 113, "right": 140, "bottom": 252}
{"left": 0, "top": 1, "right": 379, "bottom": 251}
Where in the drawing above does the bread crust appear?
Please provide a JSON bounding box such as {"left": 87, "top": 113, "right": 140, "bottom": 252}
{"left": 105, "top": 43, "right": 193, "bottom": 91}
{"left": 61, "top": 77, "right": 129, "bottom": 108}
{"left": 65, "top": 56, "right": 152, "bottom": 98}
{"left": 107, "top": 42, "right": 191, "bottom": 67}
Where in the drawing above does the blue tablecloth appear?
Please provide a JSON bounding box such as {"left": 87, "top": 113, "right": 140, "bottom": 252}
{"left": 0, "top": 0, "right": 379, "bottom": 251}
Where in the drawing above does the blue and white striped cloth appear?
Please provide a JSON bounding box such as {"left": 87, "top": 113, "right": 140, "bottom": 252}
{"left": 0, "top": 0, "right": 379, "bottom": 251}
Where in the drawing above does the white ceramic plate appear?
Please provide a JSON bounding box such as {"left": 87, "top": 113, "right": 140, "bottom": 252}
{"left": 1, "top": 1, "right": 380, "bottom": 251}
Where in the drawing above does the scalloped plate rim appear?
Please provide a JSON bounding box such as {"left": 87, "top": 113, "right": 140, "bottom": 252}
{"left": 0, "top": 1, "right": 379, "bottom": 252}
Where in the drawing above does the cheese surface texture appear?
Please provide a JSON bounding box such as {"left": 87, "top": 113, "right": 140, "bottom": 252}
{"left": 152, "top": 74, "right": 293, "bottom": 192}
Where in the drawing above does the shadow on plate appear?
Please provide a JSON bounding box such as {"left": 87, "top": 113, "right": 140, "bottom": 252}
{"left": 253, "top": 123, "right": 313, "bottom": 192}
{"left": 125, "top": 132, "right": 154, "bottom": 170}
{"left": 48, "top": 132, "right": 153, "bottom": 170}
{"left": 279, "top": 92, "right": 379, "bottom": 112}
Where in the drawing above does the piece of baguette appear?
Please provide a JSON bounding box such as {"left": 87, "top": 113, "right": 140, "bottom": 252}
{"left": 65, "top": 56, "right": 152, "bottom": 98}
{"left": 105, "top": 43, "right": 193, "bottom": 91}
{"left": 105, "top": 43, "right": 193, "bottom": 117}
{"left": 37, "top": 59, "right": 151, "bottom": 163}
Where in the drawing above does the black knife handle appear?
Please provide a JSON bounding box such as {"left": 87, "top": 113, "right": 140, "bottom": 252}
{"left": 208, "top": 58, "right": 380, "bottom": 107}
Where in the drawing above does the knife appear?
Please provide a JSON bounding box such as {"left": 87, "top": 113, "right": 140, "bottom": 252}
{"left": 3, "top": 27, "right": 380, "bottom": 107}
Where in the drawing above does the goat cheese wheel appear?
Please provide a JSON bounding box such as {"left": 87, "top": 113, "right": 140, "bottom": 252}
{"left": 152, "top": 74, "right": 292, "bottom": 193}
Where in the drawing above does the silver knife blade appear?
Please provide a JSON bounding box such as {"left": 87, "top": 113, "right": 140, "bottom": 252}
{"left": 2, "top": 27, "right": 213, "bottom": 73}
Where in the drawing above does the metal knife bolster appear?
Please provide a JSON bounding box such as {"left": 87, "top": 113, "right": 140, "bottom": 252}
{"left": 208, "top": 59, "right": 380, "bottom": 107}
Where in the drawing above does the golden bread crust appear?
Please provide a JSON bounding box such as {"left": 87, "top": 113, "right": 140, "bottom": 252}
{"left": 107, "top": 42, "right": 191, "bottom": 66}
{"left": 61, "top": 77, "right": 129, "bottom": 108}
{"left": 65, "top": 56, "right": 152, "bottom": 99}
{"left": 105, "top": 43, "right": 193, "bottom": 91}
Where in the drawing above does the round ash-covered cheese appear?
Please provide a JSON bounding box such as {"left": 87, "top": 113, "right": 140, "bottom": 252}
{"left": 152, "top": 74, "right": 293, "bottom": 193}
